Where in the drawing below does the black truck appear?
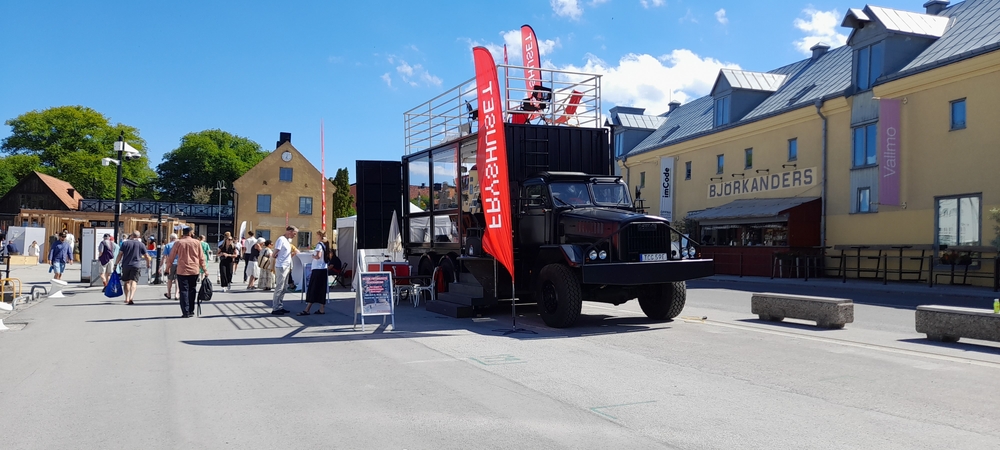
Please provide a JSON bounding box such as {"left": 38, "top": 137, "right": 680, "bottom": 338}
{"left": 354, "top": 67, "right": 712, "bottom": 327}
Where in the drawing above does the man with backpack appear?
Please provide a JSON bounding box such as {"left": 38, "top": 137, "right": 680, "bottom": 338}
{"left": 97, "top": 233, "right": 118, "bottom": 287}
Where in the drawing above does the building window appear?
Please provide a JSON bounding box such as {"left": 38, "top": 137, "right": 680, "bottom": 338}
{"left": 936, "top": 194, "right": 981, "bottom": 247}
{"left": 614, "top": 133, "right": 624, "bottom": 157}
{"left": 788, "top": 138, "right": 798, "bottom": 161}
{"left": 716, "top": 154, "right": 724, "bottom": 174}
{"left": 297, "top": 231, "right": 312, "bottom": 249}
{"left": 857, "top": 188, "right": 871, "bottom": 213}
{"left": 257, "top": 229, "right": 270, "bottom": 240}
{"left": 950, "top": 99, "right": 966, "bottom": 130}
{"left": 714, "top": 96, "right": 730, "bottom": 127}
{"left": 639, "top": 172, "right": 646, "bottom": 189}
{"left": 685, "top": 161, "right": 691, "bottom": 180}
{"left": 256, "top": 194, "right": 271, "bottom": 213}
{"left": 744, "top": 148, "right": 753, "bottom": 169}
{"left": 299, "top": 197, "right": 313, "bottom": 215}
{"left": 279, "top": 167, "right": 293, "bottom": 182}
{"left": 856, "top": 42, "right": 885, "bottom": 91}
{"left": 852, "top": 123, "right": 877, "bottom": 167}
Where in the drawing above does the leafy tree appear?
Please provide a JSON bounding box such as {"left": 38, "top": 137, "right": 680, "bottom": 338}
{"left": 0, "top": 155, "right": 42, "bottom": 197}
{"left": 192, "top": 186, "right": 213, "bottom": 204}
{"left": 331, "top": 167, "right": 355, "bottom": 223}
{"left": 156, "top": 129, "right": 267, "bottom": 203}
{"left": 1, "top": 106, "right": 156, "bottom": 199}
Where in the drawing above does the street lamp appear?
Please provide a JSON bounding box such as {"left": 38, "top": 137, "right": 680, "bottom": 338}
{"left": 106, "top": 132, "right": 142, "bottom": 242}
{"left": 215, "top": 181, "right": 227, "bottom": 243}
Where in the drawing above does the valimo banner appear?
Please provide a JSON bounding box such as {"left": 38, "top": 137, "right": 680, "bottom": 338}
{"left": 659, "top": 156, "right": 674, "bottom": 222}
{"left": 879, "top": 98, "right": 901, "bottom": 206}
{"left": 473, "top": 47, "right": 515, "bottom": 281}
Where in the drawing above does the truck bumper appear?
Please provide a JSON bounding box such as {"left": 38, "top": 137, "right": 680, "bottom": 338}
{"left": 581, "top": 259, "right": 714, "bottom": 285}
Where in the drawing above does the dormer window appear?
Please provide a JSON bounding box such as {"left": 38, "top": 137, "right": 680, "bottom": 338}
{"left": 714, "top": 96, "right": 730, "bottom": 127}
{"left": 856, "top": 42, "right": 885, "bottom": 91}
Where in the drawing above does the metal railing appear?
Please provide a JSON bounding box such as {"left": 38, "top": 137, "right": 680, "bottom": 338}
{"left": 78, "top": 199, "right": 234, "bottom": 219}
{"left": 403, "top": 63, "right": 602, "bottom": 155}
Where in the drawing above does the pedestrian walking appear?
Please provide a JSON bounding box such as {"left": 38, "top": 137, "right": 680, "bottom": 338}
{"left": 241, "top": 230, "right": 255, "bottom": 282}
{"left": 270, "top": 226, "right": 298, "bottom": 315}
{"left": 163, "top": 227, "right": 208, "bottom": 318}
{"left": 218, "top": 232, "right": 237, "bottom": 292}
{"left": 160, "top": 234, "right": 179, "bottom": 300}
{"left": 47, "top": 231, "right": 73, "bottom": 280}
{"left": 258, "top": 240, "right": 274, "bottom": 291}
{"left": 97, "top": 233, "right": 118, "bottom": 287}
{"left": 113, "top": 231, "right": 151, "bottom": 305}
{"left": 298, "top": 230, "right": 329, "bottom": 316}
{"left": 197, "top": 235, "right": 212, "bottom": 277}
{"left": 245, "top": 237, "right": 262, "bottom": 289}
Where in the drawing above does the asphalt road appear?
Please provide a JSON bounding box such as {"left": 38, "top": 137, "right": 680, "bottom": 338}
{"left": 2, "top": 269, "right": 999, "bottom": 449}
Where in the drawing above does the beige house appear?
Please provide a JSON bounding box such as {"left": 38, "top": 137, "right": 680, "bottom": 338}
{"left": 234, "top": 133, "right": 336, "bottom": 249}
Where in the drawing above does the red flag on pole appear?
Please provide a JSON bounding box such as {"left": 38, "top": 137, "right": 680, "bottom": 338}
{"left": 321, "top": 120, "right": 327, "bottom": 231}
{"left": 521, "top": 24, "right": 542, "bottom": 120}
{"left": 473, "top": 47, "right": 515, "bottom": 282}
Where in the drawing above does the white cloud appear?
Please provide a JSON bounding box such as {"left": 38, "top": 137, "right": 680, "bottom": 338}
{"left": 551, "top": 0, "right": 583, "bottom": 20}
{"left": 679, "top": 8, "right": 698, "bottom": 23}
{"left": 394, "top": 60, "right": 442, "bottom": 87}
{"left": 381, "top": 73, "right": 392, "bottom": 87}
{"left": 557, "top": 50, "right": 740, "bottom": 115}
{"left": 641, "top": 0, "right": 665, "bottom": 8}
{"left": 793, "top": 8, "right": 848, "bottom": 55}
{"left": 715, "top": 8, "right": 728, "bottom": 25}
{"left": 464, "top": 31, "right": 561, "bottom": 66}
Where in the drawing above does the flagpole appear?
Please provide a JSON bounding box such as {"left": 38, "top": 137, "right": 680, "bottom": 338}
{"left": 321, "top": 120, "right": 327, "bottom": 232}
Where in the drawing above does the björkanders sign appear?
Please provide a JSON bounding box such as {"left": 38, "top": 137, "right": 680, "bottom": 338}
{"left": 708, "top": 167, "right": 816, "bottom": 199}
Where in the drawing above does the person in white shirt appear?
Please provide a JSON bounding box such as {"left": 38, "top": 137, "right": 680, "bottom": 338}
{"left": 28, "top": 240, "right": 40, "bottom": 258}
{"left": 298, "top": 230, "right": 329, "bottom": 316}
{"left": 270, "top": 226, "right": 298, "bottom": 315}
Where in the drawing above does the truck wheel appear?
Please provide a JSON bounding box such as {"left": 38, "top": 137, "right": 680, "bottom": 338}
{"left": 537, "top": 264, "right": 582, "bottom": 328}
{"left": 638, "top": 282, "right": 687, "bottom": 320}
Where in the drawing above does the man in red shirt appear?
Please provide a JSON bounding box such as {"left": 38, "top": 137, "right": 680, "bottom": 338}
{"left": 163, "top": 227, "right": 208, "bottom": 318}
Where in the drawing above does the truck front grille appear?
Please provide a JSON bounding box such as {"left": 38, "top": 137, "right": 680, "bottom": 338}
{"left": 619, "top": 223, "right": 671, "bottom": 261}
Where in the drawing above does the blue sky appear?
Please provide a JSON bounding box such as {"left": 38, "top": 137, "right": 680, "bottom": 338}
{"left": 1, "top": 0, "right": 924, "bottom": 184}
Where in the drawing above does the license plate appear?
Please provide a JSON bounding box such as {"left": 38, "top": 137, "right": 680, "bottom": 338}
{"left": 640, "top": 253, "right": 669, "bottom": 262}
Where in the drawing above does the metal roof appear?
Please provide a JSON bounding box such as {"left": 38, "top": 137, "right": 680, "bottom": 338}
{"left": 623, "top": 0, "right": 1000, "bottom": 160}
{"left": 616, "top": 113, "right": 667, "bottom": 129}
{"left": 714, "top": 69, "right": 787, "bottom": 93}
{"left": 687, "top": 197, "right": 820, "bottom": 222}
{"left": 866, "top": 5, "right": 950, "bottom": 38}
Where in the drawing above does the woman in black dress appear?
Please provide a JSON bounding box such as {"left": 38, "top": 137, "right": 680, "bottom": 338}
{"left": 217, "top": 233, "right": 237, "bottom": 292}
{"left": 298, "top": 230, "right": 329, "bottom": 315}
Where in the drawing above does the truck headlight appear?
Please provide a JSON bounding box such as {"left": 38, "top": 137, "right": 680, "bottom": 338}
{"left": 588, "top": 250, "right": 598, "bottom": 261}
{"left": 598, "top": 250, "right": 607, "bottom": 260}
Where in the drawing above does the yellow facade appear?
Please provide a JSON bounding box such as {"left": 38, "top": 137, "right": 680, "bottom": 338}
{"left": 233, "top": 141, "right": 336, "bottom": 247}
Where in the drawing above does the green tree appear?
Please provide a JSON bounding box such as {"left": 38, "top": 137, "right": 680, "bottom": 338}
{"left": 1, "top": 106, "right": 156, "bottom": 199}
{"left": 0, "top": 154, "right": 42, "bottom": 197}
{"left": 156, "top": 129, "right": 267, "bottom": 203}
{"left": 331, "top": 167, "right": 355, "bottom": 223}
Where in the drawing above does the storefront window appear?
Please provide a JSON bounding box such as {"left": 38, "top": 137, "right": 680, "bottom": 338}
{"left": 936, "top": 194, "right": 981, "bottom": 246}
{"left": 701, "top": 222, "right": 788, "bottom": 246}
{"left": 408, "top": 154, "right": 431, "bottom": 211}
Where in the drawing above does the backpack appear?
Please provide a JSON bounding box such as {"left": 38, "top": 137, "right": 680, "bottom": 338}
{"left": 321, "top": 242, "right": 334, "bottom": 265}
{"left": 198, "top": 276, "right": 213, "bottom": 301}
{"left": 98, "top": 241, "right": 114, "bottom": 265}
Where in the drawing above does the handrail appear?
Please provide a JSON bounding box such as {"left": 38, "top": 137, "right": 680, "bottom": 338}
{"left": 78, "top": 199, "right": 234, "bottom": 219}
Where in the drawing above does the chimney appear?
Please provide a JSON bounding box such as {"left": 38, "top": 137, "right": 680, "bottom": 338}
{"left": 276, "top": 132, "right": 291, "bottom": 149}
{"left": 923, "top": 0, "right": 948, "bottom": 15}
{"left": 667, "top": 101, "right": 681, "bottom": 113}
{"left": 810, "top": 43, "right": 830, "bottom": 60}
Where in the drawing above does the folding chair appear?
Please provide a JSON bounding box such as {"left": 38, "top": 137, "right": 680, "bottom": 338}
{"left": 329, "top": 262, "right": 349, "bottom": 288}
{"left": 546, "top": 90, "right": 583, "bottom": 126}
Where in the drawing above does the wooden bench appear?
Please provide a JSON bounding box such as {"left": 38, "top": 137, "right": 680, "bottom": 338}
{"left": 751, "top": 292, "right": 854, "bottom": 329}
{"left": 915, "top": 305, "right": 1000, "bottom": 343}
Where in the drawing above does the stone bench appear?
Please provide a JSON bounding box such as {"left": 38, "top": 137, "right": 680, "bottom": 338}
{"left": 915, "top": 305, "right": 1000, "bottom": 343}
{"left": 751, "top": 292, "right": 854, "bottom": 329}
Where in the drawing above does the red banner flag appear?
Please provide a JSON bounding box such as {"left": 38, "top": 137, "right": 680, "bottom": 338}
{"left": 473, "top": 47, "right": 515, "bottom": 282}
{"left": 521, "top": 24, "right": 542, "bottom": 120}
{"left": 321, "top": 120, "right": 327, "bottom": 231}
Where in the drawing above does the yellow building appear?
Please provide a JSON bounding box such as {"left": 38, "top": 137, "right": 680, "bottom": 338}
{"left": 616, "top": 0, "right": 1000, "bottom": 284}
{"left": 234, "top": 132, "right": 336, "bottom": 249}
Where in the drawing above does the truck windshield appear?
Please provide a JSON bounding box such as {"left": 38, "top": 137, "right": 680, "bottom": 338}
{"left": 550, "top": 182, "right": 592, "bottom": 206}
{"left": 591, "top": 183, "right": 631, "bottom": 207}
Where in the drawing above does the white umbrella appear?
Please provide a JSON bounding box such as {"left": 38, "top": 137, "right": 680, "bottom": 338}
{"left": 386, "top": 210, "right": 403, "bottom": 261}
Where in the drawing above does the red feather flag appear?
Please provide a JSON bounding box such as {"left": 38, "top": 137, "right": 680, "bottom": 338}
{"left": 473, "top": 47, "right": 515, "bottom": 282}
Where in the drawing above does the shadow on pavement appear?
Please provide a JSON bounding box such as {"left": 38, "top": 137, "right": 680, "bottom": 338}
{"left": 897, "top": 338, "right": 1000, "bottom": 355}
{"left": 734, "top": 317, "right": 846, "bottom": 332}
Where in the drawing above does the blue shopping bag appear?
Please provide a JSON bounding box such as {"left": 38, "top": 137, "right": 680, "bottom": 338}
{"left": 104, "top": 271, "right": 123, "bottom": 298}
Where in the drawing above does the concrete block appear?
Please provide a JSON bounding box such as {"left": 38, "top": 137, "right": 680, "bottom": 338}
{"left": 915, "top": 305, "right": 1000, "bottom": 343}
{"left": 751, "top": 292, "right": 854, "bottom": 329}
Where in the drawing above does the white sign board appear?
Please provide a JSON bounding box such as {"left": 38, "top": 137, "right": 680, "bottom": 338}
{"left": 659, "top": 156, "right": 674, "bottom": 222}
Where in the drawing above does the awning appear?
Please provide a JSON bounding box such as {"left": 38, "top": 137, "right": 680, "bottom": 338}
{"left": 688, "top": 197, "right": 820, "bottom": 226}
